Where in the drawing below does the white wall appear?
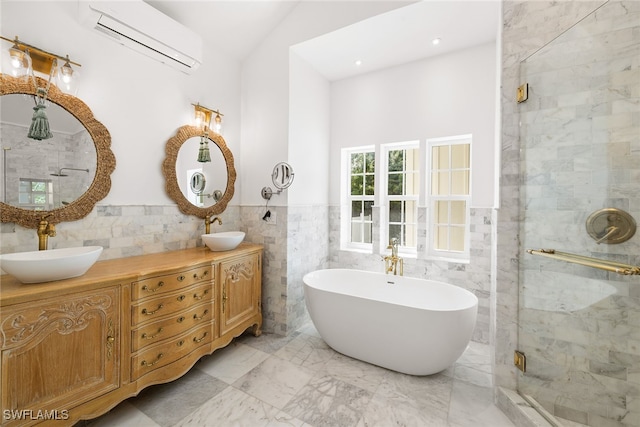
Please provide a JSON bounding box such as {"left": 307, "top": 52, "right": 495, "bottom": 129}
{"left": 329, "top": 42, "right": 497, "bottom": 208}
{"left": 239, "top": 1, "right": 411, "bottom": 207}
{"left": 1, "top": 1, "right": 241, "bottom": 206}
{"left": 288, "top": 53, "right": 330, "bottom": 206}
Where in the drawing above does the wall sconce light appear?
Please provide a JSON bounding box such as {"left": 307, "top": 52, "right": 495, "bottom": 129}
{"left": 192, "top": 103, "right": 223, "bottom": 134}
{"left": 1, "top": 36, "right": 81, "bottom": 95}
{"left": 1, "top": 36, "right": 82, "bottom": 141}
{"left": 193, "top": 103, "right": 224, "bottom": 163}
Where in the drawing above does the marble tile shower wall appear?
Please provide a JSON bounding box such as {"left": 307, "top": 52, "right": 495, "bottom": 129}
{"left": 495, "top": 0, "right": 609, "bottom": 396}
{"left": 328, "top": 206, "right": 493, "bottom": 345}
{"left": 517, "top": 2, "right": 640, "bottom": 425}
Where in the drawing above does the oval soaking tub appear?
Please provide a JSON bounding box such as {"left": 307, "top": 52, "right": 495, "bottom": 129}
{"left": 303, "top": 269, "right": 478, "bottom": 375}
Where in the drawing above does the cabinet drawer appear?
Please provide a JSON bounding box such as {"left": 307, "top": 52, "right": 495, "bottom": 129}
{"left": 131, "top": 301, "right": 214, "bottom": 352}
{"left": 132, "top": 265, "right": 212, "bottom": 301}
{"left": 132, "top": 282, "right": 212, "bottom": 325}
{"left": 131, "top": 323, "right": 213, "bottom": 381}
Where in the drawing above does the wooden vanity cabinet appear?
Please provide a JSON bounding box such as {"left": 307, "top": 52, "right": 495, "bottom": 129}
{"left": 219, "top": 252, "right": 262, "bottom": 337}
{"left": 0, "top": 286, "right": 120, "bottom": 427}
{"left": 0, "top": 244, "right": 262, "bottom": 426}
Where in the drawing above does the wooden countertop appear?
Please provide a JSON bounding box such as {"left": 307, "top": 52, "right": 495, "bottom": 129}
{"left": 0, "top": 243, "right": 262, "bottom": 307}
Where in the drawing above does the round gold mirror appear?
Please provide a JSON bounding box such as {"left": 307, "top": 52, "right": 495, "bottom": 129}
{"left": 0, "top": 74, "right": 115, "bottom": 229}
{"left": 162, "top": 125, "right": 235, "bottom": 218}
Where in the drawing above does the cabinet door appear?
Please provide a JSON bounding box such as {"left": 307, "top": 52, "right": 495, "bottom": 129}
{"left": 1, "top": 287, "right": 119, "bottom": 417}
{"left": 219, "top": 253, "right": 261, "bottom": 336}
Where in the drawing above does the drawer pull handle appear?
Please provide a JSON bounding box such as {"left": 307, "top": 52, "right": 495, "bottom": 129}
{"left": 193, "top": 270, "right": 209, "bottom": 280}
{"left": 142, "top": 281, "right": 164, "bottom": 293}
{"left": 141, "top": 328, "right": 164, "bottom": 340}
{"left": 177, "top": 275, "right": 185, "bottom": 281}
{"left": 193, "top": 332, "right": 208, "bottom": 343}
{"left": 177, "top": 340, "right": 185, "bottom": 347}
{"left": 193, "top": 290, "right": 209, "bottom": 300}
{"left": 141, "top": 304, "right": 164, "bottom": 315}
{"left": 177, "top": 294, "right": 186, "bottom": 302}
{"left": 177, "top": 316, "right": 185, "bottom": 323}
{"left": 193, "top": 309, "right": 209, "bottom": 321}
{"left": 141, "top": 353, "right": 164, "bottom": 367}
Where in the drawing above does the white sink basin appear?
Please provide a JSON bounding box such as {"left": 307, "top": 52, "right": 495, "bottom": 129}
{"left": 202, "top": 231, "right": 245, "bottom": 252}
{"left": 0, "top": 246, "right": 103, "bottom": 284}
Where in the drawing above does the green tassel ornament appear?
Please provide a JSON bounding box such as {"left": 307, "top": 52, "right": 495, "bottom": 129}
{"left": 28, "top": 102, "right": 53, "bottom": 140}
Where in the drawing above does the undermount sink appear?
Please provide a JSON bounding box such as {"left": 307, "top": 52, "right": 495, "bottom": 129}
{"left": 0, "top": 246, "right": 103, "bottom": 284}
{"left": 202, "top": 231, "right": 245, "bottom": 252}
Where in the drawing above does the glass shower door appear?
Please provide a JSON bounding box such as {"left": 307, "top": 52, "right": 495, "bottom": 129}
{"left": 518, "top": 1, "right": 639, "bottom": 425}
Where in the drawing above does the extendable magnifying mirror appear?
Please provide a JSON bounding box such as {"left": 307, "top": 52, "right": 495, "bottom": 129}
{"left": 261, "top": 162, "right": 294, "bottom": 200}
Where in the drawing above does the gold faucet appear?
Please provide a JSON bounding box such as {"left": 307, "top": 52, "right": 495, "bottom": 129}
{"left": 204, "top": 216, "right": 222, "bottom": 234}
{"left": 37, "top": 214, "right": 56, "bottom": 251}
{"left": 383, "top": 238, "right": 403, "bottom": 276}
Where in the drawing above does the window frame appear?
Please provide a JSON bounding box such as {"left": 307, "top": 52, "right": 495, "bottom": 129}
{"left": 340, "top": 146, "right": 376, "bottom": 252}
{"left": 380, "top": 141, "right": 420, "bottom": 257}
{"left": 426, "top": 135, "right": 472, "bottom": 261}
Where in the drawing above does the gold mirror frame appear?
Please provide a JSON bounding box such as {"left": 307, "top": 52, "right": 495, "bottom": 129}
{"left": 0, "top": 74, "right": 116, "bottom": 229}
{"left": 162, "top": 125, "right": 236, "bottom": 218}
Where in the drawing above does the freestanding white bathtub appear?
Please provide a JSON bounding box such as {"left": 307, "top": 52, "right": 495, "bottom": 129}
{"left": 303, "top": 269, "right": 478, "bottom": 375}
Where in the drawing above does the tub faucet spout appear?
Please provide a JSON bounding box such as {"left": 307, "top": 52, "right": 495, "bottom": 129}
{"left": 383, "top": 238, "right": 403, "bottom": 276}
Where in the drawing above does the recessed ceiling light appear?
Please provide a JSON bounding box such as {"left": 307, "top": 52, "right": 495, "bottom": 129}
{"left": 355, "top": 59, "right": 362, "bottom": 66}
{"left": 432, "top": 38, "right": 441, "bottom": 46}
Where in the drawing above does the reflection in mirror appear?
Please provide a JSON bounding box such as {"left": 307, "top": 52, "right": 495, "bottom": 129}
{"left": 0, "top": 73, "right": 115, "bottom": 229}
{"left": 162, "top": 125, "right": 235, "bottom": 219}
{"left": 177, "top": 136, "right": 227, "bottom": 208}
{"left": 1, "top": 94, "right": 97, "bottom": 210}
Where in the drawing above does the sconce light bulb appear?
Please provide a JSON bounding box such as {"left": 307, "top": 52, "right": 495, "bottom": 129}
{"left": 214, "top": 113, "right": 222, "bottom": 133}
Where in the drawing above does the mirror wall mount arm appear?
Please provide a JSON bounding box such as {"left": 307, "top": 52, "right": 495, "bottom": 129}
{"left": 0, "top": 73, "right": 115, "bottom": 229}
{"left": 527, "top": 248, "right": 640, "bottom": 276}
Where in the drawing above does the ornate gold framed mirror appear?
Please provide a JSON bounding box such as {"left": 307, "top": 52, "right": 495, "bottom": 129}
{"left": 0, "top": 73, "right": 116, "bottom": 229}
{"left": 162, "top": 125, "right": 236, "bottom": 218}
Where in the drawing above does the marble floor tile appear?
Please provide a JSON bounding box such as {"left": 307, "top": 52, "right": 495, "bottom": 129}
{"left": 274, "top": 332, "right": 334, "bottom": 372}
{"left": 236, "top": 329, "right": 301, "bottom": 354}
{"left": 233, "top": 356, "right": 315, "bottom": 409}
{"left": 448, "top": 380, "right": 512, "bottom": 426}
{"left": 197, "top": 341, "right": 270, "bottom": 384}
{"left": 129, "top": 368, "right": 229, "bottom": 427}
{"left": 322, "top": 352, "right": 388, "bottom": 393}
{"left": 79, "top": 322, "right": 515, "bottom": 427}
{"left": 175, "top": 386, "right": 279, "bottom": 427}
{"left": 283, "top": 374, "right": 373, "bottom": 427}
{"left": 84, "top": 401, "right": 159, "bottom": 427}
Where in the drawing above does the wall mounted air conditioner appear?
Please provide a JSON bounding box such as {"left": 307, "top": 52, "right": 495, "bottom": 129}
{"left": 79, "top": 1, "right": 202, "bottom": 74}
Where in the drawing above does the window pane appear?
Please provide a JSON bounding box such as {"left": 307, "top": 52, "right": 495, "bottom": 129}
{"left": 450, "top": 201, "right": 466, "bottom": 224}
{"left": 351, "top": 175, "right": 363, "bottom": 196}
{"left": 34, "top": 195, "right": 46, "bottom": 204}
{"left": 364, "top": 175, "right": 375, "bottom": 195}
{"left": 450, "top": 227, "right": 465, "bottom": 251}
{"left": 432, "top": 172, "right": 449, "bottom": 195}
{"left": 363, "top": 222, "right": 372, "bottom": 244}
{"left": 32, "top": 182, "right": 46, "bottom": 192}
{"left": 388, "top": 174, "right": 402, "bottom": 195}
{"left": 406, "top": 148, "right": 419, "bottom": 172}
{"left": 389, "top": 224, "right": 402, "bottom": 243}
{"left": 435, "top": 201, "right": 448, "bottom": 223}
{"left": 405, "top": 224, "right": 417, "bottom": 247}
{"left": 351, "top": 221, "right": 362, "bottom": 243}
{"left": 351, "top": 153, "right": 363, "bottom": 174}
{"left": 364, "top": 201, "right": 373, "bottom": 220}
{"left": 406, "top": 171, "right": 419, "bottom": 196}
{"left": 388, "top": 150, "right": 404, "bottom": 172}
{"left": 405, "top": 200, "right": 416, "bottom": 223}
{"left": 389, "top": 201, "right": 402, "bottom": 222}
{"left": 451, "top": 171, "right": 469, "bottom": 195}
{"left": 351, "top": 201, "right": 362, "bottom": 219}
{"left": 451, "top": 144, "right": 470, "bottom": 169}
{"left": 434, "top": 226, "right": 448, "bottom": 250}
{"left": 365, "top": 152, "right": 375, "bottom": 173}
{"left": 432, "top": 146, "right": 449, "bottom": 169}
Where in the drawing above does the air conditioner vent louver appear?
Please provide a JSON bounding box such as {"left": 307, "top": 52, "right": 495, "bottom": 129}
{"left": 79, "top": 0, "right": 202, "bottom": 74}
